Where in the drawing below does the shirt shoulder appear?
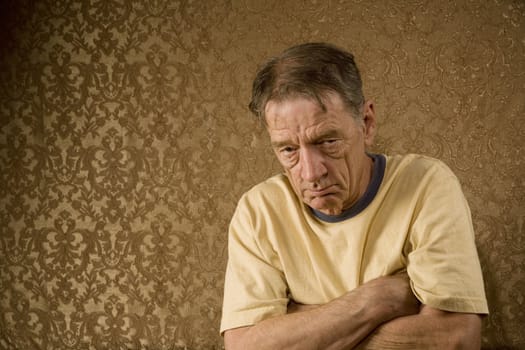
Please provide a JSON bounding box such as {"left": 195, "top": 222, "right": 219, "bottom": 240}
{"left": 383, "top": 153, "right": 460, "bottom": 192}
{"left": 238, "top": 173, "right": 301, "bottom": 213}
{"left": 386, "top": 153, "right": 455, "bottom": 175}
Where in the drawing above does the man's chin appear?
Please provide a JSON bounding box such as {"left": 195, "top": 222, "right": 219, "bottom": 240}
{"left": 317, "top": 208, "right": 344, "bottom": 216}
{"left": 308, "top": 199, "right": 343, "bottom": 216}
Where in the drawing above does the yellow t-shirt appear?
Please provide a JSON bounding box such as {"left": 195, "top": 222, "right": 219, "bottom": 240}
{"left": 220, "top": 154, "right": 488, "bottom": 333}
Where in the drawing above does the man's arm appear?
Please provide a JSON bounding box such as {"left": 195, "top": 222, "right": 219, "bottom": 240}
{"left": 223, "top": 274, "right": 420, "bottom": 350}
{"left": 355, "top": 305, "right": 482, "bottom": 350}
{"left": 286, "top": 303, "right": 482, "bottom": 350}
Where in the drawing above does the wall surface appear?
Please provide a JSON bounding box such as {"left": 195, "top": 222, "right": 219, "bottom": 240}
{"left": 0, "top": 0, "right": 524, "bottom": 349}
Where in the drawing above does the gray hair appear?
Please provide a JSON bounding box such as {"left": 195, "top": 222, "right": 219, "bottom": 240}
{"left": 248, "top": 42, "right": 365, "bottom": 121}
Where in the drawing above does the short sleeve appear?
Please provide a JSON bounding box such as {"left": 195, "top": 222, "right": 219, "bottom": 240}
{"left": 407, "top": 161, "right": 489, "bottom": 314}
{"left": 220, "top": 194, "right": 289, "bottom": 334}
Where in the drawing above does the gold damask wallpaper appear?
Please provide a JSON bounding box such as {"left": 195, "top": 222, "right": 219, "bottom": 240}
{"left": 0, "top": 0, "right": 523, "bottom": 349}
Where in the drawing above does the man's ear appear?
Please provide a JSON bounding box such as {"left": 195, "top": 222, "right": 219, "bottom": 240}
{"left": 362, "top": 101, "right": 376, "bottom": 147}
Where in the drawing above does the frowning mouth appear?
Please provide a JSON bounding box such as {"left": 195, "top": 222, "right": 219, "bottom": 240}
{"left": 308, "top": 186, "right": 336, "bottom": 197}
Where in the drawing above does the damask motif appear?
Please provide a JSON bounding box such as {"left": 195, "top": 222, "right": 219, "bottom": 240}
{"left": 38, "top": 210, "right": 94, "bottom": 277}
{"left": 134, "top": 46, "right": 183, "bottom": 108}
{"left": 0, "top": 0, "right": 523, "bottom": 349}
{"left": 84, "top": 128, "right": 143, "bottom": 222}
{"left": 40, "top": 45, "right": 88, "bottom": 110}
{"left": 2, "top": 291, "right": 51, "bottom": 349}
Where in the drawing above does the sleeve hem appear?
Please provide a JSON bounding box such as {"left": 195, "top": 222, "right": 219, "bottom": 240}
{"left": 412, "top": 285, "right": 489, "bottom": 314}
{"left": 220, "top": 304, "right": 286, "bottom": 335}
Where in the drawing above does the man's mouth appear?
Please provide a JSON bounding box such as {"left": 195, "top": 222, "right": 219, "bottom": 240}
{"left": 308, "top": 186, "right": 335, "bottom": 197}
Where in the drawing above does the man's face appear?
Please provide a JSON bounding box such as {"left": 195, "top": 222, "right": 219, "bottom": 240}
{"left": 265, "top": 93, "right": 376, "bottom": 216}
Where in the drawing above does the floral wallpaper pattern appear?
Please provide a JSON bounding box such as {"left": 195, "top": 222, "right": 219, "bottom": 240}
{"left": 0, "top": 0, "right": 523, "bottom": 349}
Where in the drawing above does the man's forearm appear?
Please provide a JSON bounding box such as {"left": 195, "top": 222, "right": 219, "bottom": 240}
{"left": 225, "top": 292, "right": 383, "bottom": 350}
{"left": 224, "top": 274, "right": 420, "bottom": 350}
{"left": 355, "top": 306, "right": 483, "bottom": 350}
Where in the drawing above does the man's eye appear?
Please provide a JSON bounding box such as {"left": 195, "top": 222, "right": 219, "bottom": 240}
{"left": 281, "top": 146, "right": 296, "bottom": 155}
{"left": 321, "top": 139, "right": 338, "bottom": 146}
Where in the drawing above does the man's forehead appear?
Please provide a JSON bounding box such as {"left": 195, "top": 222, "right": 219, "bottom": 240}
{"left": 266, "top": 113, "right": 348, "bottom": 148}
{"left": 264, "top": 94, "right": 349, "bottom": 129}
{"left": 265, "top": 96, "right": 320, "bottom": 115}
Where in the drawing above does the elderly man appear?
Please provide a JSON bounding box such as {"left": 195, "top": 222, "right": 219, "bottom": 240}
{"left": 220, "top": 42, "right": 488, "bottom": 349}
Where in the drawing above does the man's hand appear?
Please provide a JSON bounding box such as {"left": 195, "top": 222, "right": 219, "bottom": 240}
{"left": 353, "top": 273, "right": 420, "bottom": 322}
{"left": 224, "top": 273, "right": 420, "bottom": 350}
{"left": 285, "top": 274, "right": 483, "bottom": 350}
{"left": 287, "top": 273, "right": 419, "bottom": 321}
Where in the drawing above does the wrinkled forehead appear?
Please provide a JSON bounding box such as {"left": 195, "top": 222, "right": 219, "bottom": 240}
{"left": 263, "top": 90, "right": 360, "bottom": 125}
{"left": 263, "top": 91, "right": 334, "bottom": 123}
{"left": 264, "top": 93, "right": 356, "bottom": 134}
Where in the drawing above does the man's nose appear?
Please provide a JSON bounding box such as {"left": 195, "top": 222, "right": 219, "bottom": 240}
{"left": 300, "top": 146, "right": 327, "bottom": 182}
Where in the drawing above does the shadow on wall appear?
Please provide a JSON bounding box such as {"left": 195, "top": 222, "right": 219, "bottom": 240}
{"left": 0, "top": 0, "right": 35, "bottom": 57}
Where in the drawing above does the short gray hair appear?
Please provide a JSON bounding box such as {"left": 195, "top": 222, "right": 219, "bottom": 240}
{"left": 248, "top": 42, "right": 365, "bottom": 121}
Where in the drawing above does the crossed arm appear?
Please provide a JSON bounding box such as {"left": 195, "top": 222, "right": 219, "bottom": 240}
{"left": 223, "top": 274, "right": 482, "bottom": 350}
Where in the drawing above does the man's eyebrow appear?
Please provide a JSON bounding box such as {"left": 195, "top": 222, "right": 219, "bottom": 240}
{"left": 271, "top": 129, "right": 343, "bottom": 148}
{"left": 308, "top": 129, "right": 344, "bottom": 143}
{"left": 270, "top": 139, "right": 293, "bottom": 148}
{"left": 316, "top": 129, "right": 342, "bottom": 139}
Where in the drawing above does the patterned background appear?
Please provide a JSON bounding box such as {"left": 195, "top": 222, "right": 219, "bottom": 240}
{"left": 0, "top": 0, "right": 523, "bottom": 349}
